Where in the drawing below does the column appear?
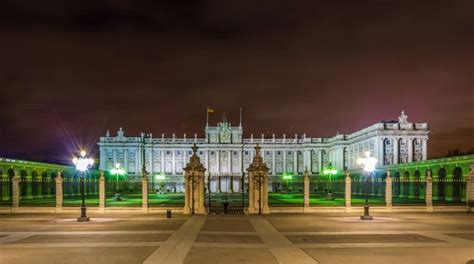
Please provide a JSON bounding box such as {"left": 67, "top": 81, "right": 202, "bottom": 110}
{"left": 393, "top": 137, "right": 399, "bottom": 165}
{"left": 172, "top": 150, "right": 176, "bottom": 175}
{"left": 34, "top": 172, "right": 43, "bottom": 199}
{"left": 407, "top": 138, "right": 413, "bottom": 163}
{"left": 135, "top": 149, "right": 140, "bottom": 175}
{"left": 345, "top": 173, "right": 351, "bottom": 211}
{"left": 149, "top": 148, "right": 153, "bottom": 175}
{"left": 303, "top": 170, "right": 310, "bottom": 212}
{"left": 124, "top": 149, "right": 128, "bottom": 173}
{"left": 55, "top": 171, "right": 63, "bottom": 211}
{"left": 318, "top": 150, "right": 323, "bottom": 172}
{"left": 26, "top": 173, "right": 33, "bottom": 199}
{"left": 205, "top": 150, "right": 209, "bottom": 173}
{"left": 161, "top": 150, "right": 165, "bottom": 173}
{"left": 385, "top": 171, "right": 392, "bottom": 211}
{"left": 283, "top": 150, "right": 287, "bottom": 172}
{"left": 113, "top": 149, "right": 117, "bottom": 166}
{"left": 228, "top": 150, "right": 232, "bottom": 174}
{"left": 422, "top": 138, "right": 428, "bottom": 161}
{"left": 100, "top": 148, "right": 106, "bottom": 170}
{"left": 12, "top": 172, "right": 20, "bottom": 211}
{"left": 293, "top": 151, "right": 298, "bottom": 174}
{"left": 216, "top": 151, "right": 220, "bottom": 174}
{"left": 142, "top": 174, "right": 149, "bottom": 213}
{"left": 99, "top": 171, "right": 105, "bottom": 213}
{"left": 303, "top": 150, "right": 311, "bottom": 173}
{"left": 272, "top": 150, "right": 276, "bottom": 176}
{"left": 426, "top": 170, "right": 433, "bottom": 212}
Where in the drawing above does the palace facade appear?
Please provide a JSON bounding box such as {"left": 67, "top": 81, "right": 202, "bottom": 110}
{"left": 98, "top": 111, "right": 429, "bottom": 189}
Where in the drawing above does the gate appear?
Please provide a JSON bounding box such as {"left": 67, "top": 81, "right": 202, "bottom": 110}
{"left": 206, "top": 173, "right": 247, "bottom": 214}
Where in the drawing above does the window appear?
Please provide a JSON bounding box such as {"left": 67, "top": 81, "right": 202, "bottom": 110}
{"left": 233, "top": 151, "right": 238, "bottom": 155}
{"left": 199, "top": 151, "right": 203, "bottom": 155}
{"left": 244, "top": 151, "right": 249, "bottom": 156}
{"left": 176, "top": 150, "right": 182, "bottom": 156}
{"left": 287, "top": 151, "right": 292, "bottom": 156}
{"left": 266, "top": 151, "right": 271, "bottom": 156}
{"left": 166, "top": 150, "right": 171, "bottom": 156}
{"left": 211, "top": 151, "right": 215, "bottom": 155}
{"left": 188, "top": 150, "right": 192, "bottom": 155}
{"left": 277, "top": 151, "right": 281, "bottom": 156}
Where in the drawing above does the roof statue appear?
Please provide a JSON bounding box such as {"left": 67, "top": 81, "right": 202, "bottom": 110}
{"left": 398, "top": 110, "right": 409, "bottom": 124}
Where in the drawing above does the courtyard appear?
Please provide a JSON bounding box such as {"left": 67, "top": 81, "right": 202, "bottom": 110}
{"left": 0, "top": 212, "right": 473, "bottom": 264}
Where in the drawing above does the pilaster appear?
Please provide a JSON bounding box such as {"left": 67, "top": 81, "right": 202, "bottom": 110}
{"left": 345, "top": 173, "right": 352, "bottom": 212}
{"left": 99, "top": 171, "right": 105, "bottom": 213}
{"left": 12, "top": 172, "right": 20, "bottom": 212}
{"left": 55, "top": 171, "right": 63, "bottom": 212}
{"left": 426, "top": 170, "right": 433, "bottom": 212}
{"left": 303, "top": 169, "right": 310, "bottom": 212}
{"left": 142, "top": 175, "right": 149, "bottom": 213}
{"left": 385, "top": 171, "right": 392, "bottom": 212}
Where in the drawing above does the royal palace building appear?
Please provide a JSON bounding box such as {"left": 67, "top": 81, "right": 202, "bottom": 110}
{"left": 98, "top": 111, "right": 429, "bottom": 192}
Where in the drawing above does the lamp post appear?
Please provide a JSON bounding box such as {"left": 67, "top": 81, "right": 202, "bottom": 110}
{"left": 155, "top": 173, "right": 166, "bottom": 194}
{"left": 72, "top": 150, "right": 94, "bottom": 222}
{"left": 322, "top": 164, "right": 338, "bottom": 200}
{"left": 357, "top": 151, "right": 378, "bottom": 220}
{"left": 110, "top": 163, "right": 125, "bottom": 194}
{"left": 282, "top": 172, "right": 293, "bottom": 192}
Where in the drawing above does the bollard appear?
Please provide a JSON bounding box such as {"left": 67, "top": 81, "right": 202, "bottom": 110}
{"left": 166, "top": 209, "right": 172, "bottom": 218}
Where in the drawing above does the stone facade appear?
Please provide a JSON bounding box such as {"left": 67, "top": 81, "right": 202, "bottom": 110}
{"left": 98, "top": 111, "right": 429, "bottom": 190}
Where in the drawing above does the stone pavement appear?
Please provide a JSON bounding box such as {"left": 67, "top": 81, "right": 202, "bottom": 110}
{"left": 0, "top": 212, "right": 473, "bottom": 263}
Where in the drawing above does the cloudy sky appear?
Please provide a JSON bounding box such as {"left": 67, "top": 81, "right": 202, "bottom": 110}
{"left": 0, "top": 0, "right": 473, "bottom": 164}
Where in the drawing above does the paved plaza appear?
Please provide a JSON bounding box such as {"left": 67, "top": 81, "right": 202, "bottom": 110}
{"left": 0, "top": 212, "right": 473, "bottom": 264}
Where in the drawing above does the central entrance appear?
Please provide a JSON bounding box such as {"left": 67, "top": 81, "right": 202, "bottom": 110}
{"left": 206, "top": 173, "right": 247, "bottom": 214}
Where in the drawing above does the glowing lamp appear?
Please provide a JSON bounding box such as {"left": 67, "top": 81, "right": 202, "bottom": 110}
{"left": 72, "top": 151, "right": 94, "bottom": 172}
{"left": 356, "top": 151, "right": 378, "bottom": 173}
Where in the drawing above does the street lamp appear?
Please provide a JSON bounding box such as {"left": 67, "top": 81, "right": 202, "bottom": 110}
{"left": 282, "top": 172, "right": 293, "bottom": 192}
{"left": 72, "top": 150, "right": 94, "bottom": 222}
{"left": 110, "top": 163, "right": 125, "bottom": 194}
{"left": 322, "top": 164, "right": 338, "bottom": 200}
{"left": 357, "top": 151, "right": 378, "bottom": 220}
{"left": 155, "top": 173, "right": 166, "bottom": 194}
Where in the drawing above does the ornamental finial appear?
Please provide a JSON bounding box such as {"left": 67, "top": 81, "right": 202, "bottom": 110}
{"left": 191, "top": 144, "right": 198, "bottom": 155}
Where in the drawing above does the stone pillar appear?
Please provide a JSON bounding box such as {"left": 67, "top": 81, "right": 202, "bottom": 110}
{"left": 407, "top": 138, "right": 414, "bottom": 163}
{"left": 12, "top": 172, "right": 20, "bottom": 211}
{"left": 55, "top": 171, "right": 63, "bottom": 212}
{"left": 345, "top": 173, "right": 351, "bottom": 211}
{"left": 99, "top": 171, "right": 105, "bottom": 213}
{"left": 303, "top": 169, "right": 310, "bottom": 212}
{"left": 422, "top": 139, "right": 428, "bottom": 161}
{"left": 183, "top": 144, "right": 206, "bottom": 215}
{"left": 385, "top": 171, "right": 392, "bottom": 212}
{"left": 247, "top": 145, "right": 270, "bottom": 214}
{"left": 467, "top": 165, "right": 474, "bottom": 211}
{"left": 426, "top": 170, "right": 433, "bottom": 212}
{"left": 142, "top": 174, "right": 149, "bottom": 213}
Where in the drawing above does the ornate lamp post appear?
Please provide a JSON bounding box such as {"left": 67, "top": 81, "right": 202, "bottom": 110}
{"left": 322, "top": 164, "right": 338, "bottom": 200}
{"left": 72, "top": 150, "right": 94, "bottom": 222}
{"left": 357, "top": 151, "right": 378, "bottom": 220}
{"left": 110, "top": 163, "right": 125, "bottom": 194}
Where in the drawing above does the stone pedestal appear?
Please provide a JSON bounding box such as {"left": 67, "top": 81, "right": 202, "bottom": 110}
{"left": 99, "top": 171, "right": 105, "bottom": 213}
{"left": 12, "top": 173, "right": 20, "bottom": 212}
{"left": 425, "top": 170, "right": 433, "bottom": 212}
{"left": 142, "top": 175, "right": 149, "bottom": 213}
{"left": 183, "top": 144, "right": 206, "bottom": 215}
{"left": 247, "top": 145, "right": 270, "bottom": 214}
{"left": 55, "top": 171, "right": 63, "bottom": 212}
{"left": 303, "top": 169, "right": 310, "bottom": 213}
{"left": 345, "top": 173, "right": 351, "bottom": 212}
{"left": 385, "top": 171, "right": 392, "bottom": 212}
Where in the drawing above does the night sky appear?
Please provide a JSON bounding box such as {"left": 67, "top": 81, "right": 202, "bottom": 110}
{"left": 0, "top": 1, "right": 473, "bottom": 164}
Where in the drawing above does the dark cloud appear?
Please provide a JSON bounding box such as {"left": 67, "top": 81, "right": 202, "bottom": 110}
{"left": 0, "top": 0, "right": 473, "bottom": 164}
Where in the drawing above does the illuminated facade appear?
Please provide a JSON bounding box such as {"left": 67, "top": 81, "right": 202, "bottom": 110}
{"left": 98, "top": 111, "right": 429, "bottom": 191}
